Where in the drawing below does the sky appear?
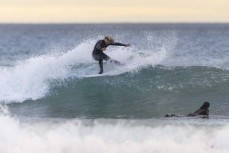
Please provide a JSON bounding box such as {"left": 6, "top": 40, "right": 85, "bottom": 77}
{"left": 0, "top": 0, "right": 229, "bottom": 23}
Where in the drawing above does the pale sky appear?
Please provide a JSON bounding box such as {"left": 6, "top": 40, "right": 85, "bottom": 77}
{"left": 0, "top": 0, "right": 229, "bottom": 23}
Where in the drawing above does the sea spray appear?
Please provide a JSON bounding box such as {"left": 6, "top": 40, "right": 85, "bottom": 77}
{"left": 0, "top": 109, "right": 229, "bottom": 153}
{"left": 0, "top": 39, "right": 169, "bottom": 103}
{"left": 1, "top": 24, "right": 229, "bottom": 153}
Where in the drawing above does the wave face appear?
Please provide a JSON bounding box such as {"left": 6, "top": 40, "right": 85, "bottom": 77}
{"left": 1, "top": 24, "right": 229, "bottom": 153}
{"left": 0, "top": 24, "right": 229, "bottom": 118}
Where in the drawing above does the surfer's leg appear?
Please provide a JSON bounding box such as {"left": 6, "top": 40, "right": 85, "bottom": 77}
{"left": 164, "top": 114, "right": 183, "bottom": 117}
{"left": 93, "top": 54, "right": 104, "bottom": 74}
{"left": 100, "top": 52, "right": 123, "bottom": 65}
{"left": 93, "top": 54, "right": 100, "bottom": 61}
{"left": 99, "top": 59, "right": 103, "bottom": 74}
{"left": 100, "top": 53, "right": 123, "bottom": 66}
{"left": 101, "top": 52, "right": 110, "bottom": 61}
{"left": 164, "top": 114, "right": 175, "bottom": 117}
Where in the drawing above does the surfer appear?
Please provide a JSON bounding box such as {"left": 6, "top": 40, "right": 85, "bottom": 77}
{"left": 165, "top": 101, "right": 210, "bottom": 118}
{"left": 187, "top": 101, "right": 210, "bottom": 116}
{"left": 92, "top": 36, "right": 130, "bottom": 74}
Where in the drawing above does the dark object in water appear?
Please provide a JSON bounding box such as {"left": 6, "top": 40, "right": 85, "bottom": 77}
{"left": 165, "top": 102, "right": 210, "bottom": 118}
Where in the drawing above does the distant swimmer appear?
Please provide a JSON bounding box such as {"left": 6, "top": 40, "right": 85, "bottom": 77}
{"left": 165, "top": 101, "right": 210, "bottom": 118}
{"left": 92, "top": 36, "right": 130, "bottom": 74}
{"left": 187, "top": 101, "right": 210, "bottom": 116}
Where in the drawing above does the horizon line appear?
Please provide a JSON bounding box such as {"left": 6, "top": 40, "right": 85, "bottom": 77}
{"left": 0, "top": 21, "right": 229, "bottom": 25}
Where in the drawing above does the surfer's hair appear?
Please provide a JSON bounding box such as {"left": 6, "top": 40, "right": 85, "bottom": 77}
{"left": 104, "top": 36, "right": 114, "bottom": 44}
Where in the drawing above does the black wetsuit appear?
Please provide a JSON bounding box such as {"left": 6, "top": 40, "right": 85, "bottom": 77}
{"left": 165, "top": 102, "right": 210, "bottom": 118}
{"left": 92, "top": 40, "right": 126, "bottom": 74}
{"left": 164, "top": 108, "right": 209, "bottom": 118}
{"left": 187, "top": 108, "right": 209, "bottom": 116}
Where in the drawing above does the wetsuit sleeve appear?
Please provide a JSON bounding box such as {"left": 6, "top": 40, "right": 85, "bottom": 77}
{"left": 95, "top": 40, "right": 103, "bottom": 50}
{"left": 110, "top": 42, "right": 127, "bottom": 46}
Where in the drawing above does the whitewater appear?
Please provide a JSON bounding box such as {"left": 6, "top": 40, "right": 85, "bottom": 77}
{"left": 1, "top": 23, "right": 229, "bottom": 153}
{"left": 0, "top": 38, "right": 171, "bottom": 103}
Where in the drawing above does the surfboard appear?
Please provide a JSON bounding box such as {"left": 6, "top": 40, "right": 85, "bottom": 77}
{"left": 83, "top": 65, "right": 126, "bottom": 78}
{"left": 83, "top": 73, "right": 110, "bottom": 78}
{"left": 71, "top": 59, "right": 127, "bottom": 78}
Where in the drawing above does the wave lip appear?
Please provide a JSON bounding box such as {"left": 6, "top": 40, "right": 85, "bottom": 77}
{"left": 0, "top": 41, "right": 96, "bottom": 103}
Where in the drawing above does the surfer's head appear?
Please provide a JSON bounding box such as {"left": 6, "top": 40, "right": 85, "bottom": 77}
{"left": 104, "top": 36, "right": 114, "bottom": 44}
{"left": 200, "top": 101, "right": 210, "bottom": 109}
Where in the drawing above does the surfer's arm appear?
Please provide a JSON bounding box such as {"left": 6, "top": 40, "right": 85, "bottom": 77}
{"left": 110, "top": 42, "right": 130, "bottom": 47}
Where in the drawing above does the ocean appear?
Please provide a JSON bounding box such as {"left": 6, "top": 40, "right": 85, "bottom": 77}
{"left": 0, "top": 23, "right": 229, "bottom": 153}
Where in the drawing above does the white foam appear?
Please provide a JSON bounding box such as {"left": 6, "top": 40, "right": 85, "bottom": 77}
{"left": 0, "top": 40, "right": 169, "bottom": 103}
{"left": 0, "top": 41, "right": 96, "bottom": 103}
{"left": 0, "top": 109, "right": 229, "bottom": 153}
{"left": 1, "top": 32, "right": 229, "bottom": 103}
